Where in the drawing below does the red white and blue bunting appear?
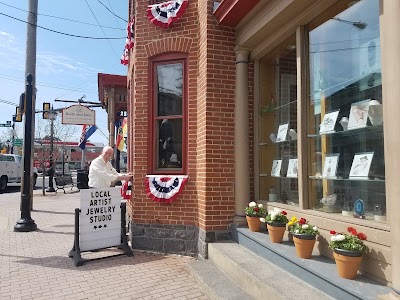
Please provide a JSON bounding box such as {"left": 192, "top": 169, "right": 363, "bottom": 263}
{"left": 145, "top": 175, "right": 188, "bottom": 203}
{"left": 146, "top": 0, "right": 189, "bottom": 29}
{"left": 120, "top": 18, "right": 135, "bottom": 65}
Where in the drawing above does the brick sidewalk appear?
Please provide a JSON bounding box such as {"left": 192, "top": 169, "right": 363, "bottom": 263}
{"left": 0, "top": 188, "right": 208, "bottom": 300}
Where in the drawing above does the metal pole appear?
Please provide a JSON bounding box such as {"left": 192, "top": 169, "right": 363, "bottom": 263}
{"left": 62, "top": 148, "right": 65, "bottom": 176}
{"left": 25, "top": 0, "right": 38, "bottom": 210}
{"left": 11, "top": 118, "right": 15, "bottom": 154}
{"left": 14, "top": 74, "right": 37, "bottom": 232}
{"left": 46, "top": 108, "right": 55, "bottom": 192}
{"left": 14, "top": 0, "right": 38, "bottom": 231}
{"left": 116, "top": 149, "right": 121, "bottom": 172}
{"left": 81, "top": 148, "right": 86, "bottom": 170}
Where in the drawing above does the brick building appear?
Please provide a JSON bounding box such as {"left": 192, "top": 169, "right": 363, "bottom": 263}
{"left": 33, "top": 140, "right": 103, "bottom": 171}
{"left": 125, "top": 0, "right": 400, "bottom": 293}
{"left": 127, "top": 0, "right": 239, "bottom": 257}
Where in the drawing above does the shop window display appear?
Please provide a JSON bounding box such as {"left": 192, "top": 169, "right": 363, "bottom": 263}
{"left": 307, "top": 0, "right": 385, "bottom": 221}
{"left": 258, "top": 35, "right": 299, "bottom": 206}
{"left": 150, "top": 55, "right": 186, "bottom": 173}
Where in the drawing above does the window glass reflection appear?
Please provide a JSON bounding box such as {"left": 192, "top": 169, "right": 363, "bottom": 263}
{"left": 157, "top": 63, "right": 183, "bottom": 116}
{"left": 308, "top": 0, "right": 385, "bottom": 221}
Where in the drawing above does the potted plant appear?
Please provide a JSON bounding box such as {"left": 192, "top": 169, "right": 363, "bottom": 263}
{"left": 260, "top": 208, "right": 288, "bottom": 243}
{"left": 329, "top": 227, "right": 367, "bottom": 279}
{"left": 288, "top": 217, "right": 319, "bottom": 259}
{"left": 245, "top": 201, "right": 266, "bottom": 232}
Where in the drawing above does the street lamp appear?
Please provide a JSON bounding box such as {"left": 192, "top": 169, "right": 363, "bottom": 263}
{"left": 332, "top": 17, "right": 367, "bottom": 30}
{"left": 46, "top": 107, "right": 57, "bottom": 193}
{"left": 14, "top": 74, "right": 37, "bottom": 232}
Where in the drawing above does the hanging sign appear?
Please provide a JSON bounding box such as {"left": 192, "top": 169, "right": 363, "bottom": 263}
{"left": 62, "top": 105, "right": 95, "bottom": 125}
{"left": 145, "top": 175, "right": 188, "bottom": 203}
{"left": 79, "top": 187, "right": 121, "bottom": 251}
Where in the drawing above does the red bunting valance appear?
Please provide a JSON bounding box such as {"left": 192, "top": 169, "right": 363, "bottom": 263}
{"left": 120, "top": 18, "right": 135, "bottom": 65}
{"left": 146, "top": 0, "right": 189, "bottom": 29}
{"left": 145, "top": 175, "right": 188, "bottom": 203}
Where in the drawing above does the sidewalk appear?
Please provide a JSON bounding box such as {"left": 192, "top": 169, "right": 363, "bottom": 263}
{"left": 0, "top": 189, "right": 208, "bottom": 300}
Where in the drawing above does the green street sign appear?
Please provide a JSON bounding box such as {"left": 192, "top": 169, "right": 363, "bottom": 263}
{"left": 14, "top": 139, "right": 23, "bottom": 146}
{"left": 0, "top": 124, "right": 12, "bottom": 127}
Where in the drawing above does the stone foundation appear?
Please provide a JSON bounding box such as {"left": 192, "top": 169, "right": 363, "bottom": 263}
{"left": 131, "top": 223, "right": 199, "bottom": 256}
{"left": 131, "top": 223, "right": 232, "bottom": 258}
{"left": 197, "top": 228, "right": 232, "bottom": 259}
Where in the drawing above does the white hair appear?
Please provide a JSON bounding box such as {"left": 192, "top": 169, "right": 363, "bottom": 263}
{"left": 102, "top": 146, "right": 113, "bottom": 155}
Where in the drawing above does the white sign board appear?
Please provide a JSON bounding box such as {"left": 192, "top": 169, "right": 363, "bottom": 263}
{"left": 79, "top": 187, "right": 121, "bottom": 251}
{"left": 62, "top": 105, "right": 95, "bottom": 125}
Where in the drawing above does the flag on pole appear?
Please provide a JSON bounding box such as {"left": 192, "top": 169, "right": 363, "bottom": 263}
{"left": 78, "top": 125, "right": 97, "bottom": 150}
{"left": 116, "top": 118, "right": 128, "bottom": 151}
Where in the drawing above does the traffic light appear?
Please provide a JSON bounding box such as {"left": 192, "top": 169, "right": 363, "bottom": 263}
{"left": 43, "top": 102, "right": 50, "bottom": 119}
{"left": 19, "top": 92, "right": 25, "bottom": 114}
{"left": 15, "top": 107, "right": 22, "bottom": 122}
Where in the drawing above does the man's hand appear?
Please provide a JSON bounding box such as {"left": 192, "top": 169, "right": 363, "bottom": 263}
{"left": 119, "top": 173, "right": 133, "bottom": 181}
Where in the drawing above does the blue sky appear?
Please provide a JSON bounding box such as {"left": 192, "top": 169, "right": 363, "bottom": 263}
{"left": 0, "top": 0, "right": 128, "bottom": 146}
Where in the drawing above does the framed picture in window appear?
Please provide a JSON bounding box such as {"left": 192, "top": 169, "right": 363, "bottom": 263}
{"left": 349, "top": 152, "right": 374, "bottom": 178}
{"left": 319, "top": 110, "right": 340, "bottom": 134}
{"left": 347, "top": 99, "right": 370, "bottom": 130}
{"left": 286, "top": 158, "right": 298, "bottom": 178}
{"left": 271, "top": 160, "right": 282, "bottom": 177}
{"left": 322, "top": 153, "right": 340, "bottom": 178}
{"left": 275, "top": 123, "right": 289, "bottom": 142}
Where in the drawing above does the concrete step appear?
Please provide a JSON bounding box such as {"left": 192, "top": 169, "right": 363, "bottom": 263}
{"left": 187, "top": 259, "right": 255, "bottom": 300}
{"left": 233, "top": 226, "right": 392, "bottom": 300}
{"left": 208, "top": 241, "right": 333, "bottom": 300}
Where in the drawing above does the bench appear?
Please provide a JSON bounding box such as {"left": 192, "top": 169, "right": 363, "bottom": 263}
{"left": 54, "top": 174, "right": 75, "bottom": 194}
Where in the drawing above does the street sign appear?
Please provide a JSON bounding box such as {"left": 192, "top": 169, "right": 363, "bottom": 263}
{"left": 0, "top": 124, "right": 12, "bottom": 127}
{"left": 14, "top": 139, "right": 23, "bottom": 146}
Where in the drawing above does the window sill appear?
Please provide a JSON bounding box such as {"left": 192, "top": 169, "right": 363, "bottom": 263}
{"left": 259, "top": 200, "right": 390, "bottom": 232}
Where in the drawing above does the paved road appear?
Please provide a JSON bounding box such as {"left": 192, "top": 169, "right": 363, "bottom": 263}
{"left": 0, "top": 189, "right": 208, "bottom": 300}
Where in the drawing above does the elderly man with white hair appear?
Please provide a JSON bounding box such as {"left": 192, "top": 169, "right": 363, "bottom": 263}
{"left": 88, "top": 146, "right": 132, "bottom": 188}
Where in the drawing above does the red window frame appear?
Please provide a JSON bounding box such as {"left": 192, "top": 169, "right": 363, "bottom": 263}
{"left": 148, "top": 53, "right": 188, "bottom": 175}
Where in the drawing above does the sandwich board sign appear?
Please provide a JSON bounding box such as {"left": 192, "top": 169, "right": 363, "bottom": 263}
{"left": 68, "top": 187, "right": 132, "bottom": 266}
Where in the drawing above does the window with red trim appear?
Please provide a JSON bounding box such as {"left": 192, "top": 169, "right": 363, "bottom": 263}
{"left": 149, "top": 53, "right": 187, "bottom": 174}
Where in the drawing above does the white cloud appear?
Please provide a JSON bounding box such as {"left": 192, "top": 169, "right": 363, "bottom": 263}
{"left": 37, "top": 52, "right": 100, "bottom": 78}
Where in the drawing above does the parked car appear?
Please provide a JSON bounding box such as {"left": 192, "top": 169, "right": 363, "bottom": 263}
{"left": 0, "top": 154, "right": 38, "bottom": 193}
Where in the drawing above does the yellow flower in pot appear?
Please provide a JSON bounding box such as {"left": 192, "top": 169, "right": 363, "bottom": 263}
{"left": 289, "top": 218, "right": 319, "bottom": 259}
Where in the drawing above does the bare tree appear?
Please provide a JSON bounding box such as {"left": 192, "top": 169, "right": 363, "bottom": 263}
{"left": 0, "top": 125, "right": 22, "bottom": 154}
{"left": 34, "top": 114, "right": 78, "bottom": 194}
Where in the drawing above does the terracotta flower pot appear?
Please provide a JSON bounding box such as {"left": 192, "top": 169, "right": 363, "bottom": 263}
{"left": 266, "top": 223, "right": 286, "bottom": 243}
{"left": 246, "top": 215, "right": 261, "bottom": 232}
{"left": 293, "top": 234, "right": 316, "bottom": 259}
{"left": 333, "top": 249, "right": 363, "bottom": 279}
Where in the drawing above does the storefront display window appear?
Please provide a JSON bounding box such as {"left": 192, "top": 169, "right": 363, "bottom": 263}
{"left": 149, "top": 53, "right": 187, "bottom": 173}
{"left": 307, "top": 0, "right": 385, "bottom": 221}
{"left": 259, "top": 35, "right": 298, "bottom": 206}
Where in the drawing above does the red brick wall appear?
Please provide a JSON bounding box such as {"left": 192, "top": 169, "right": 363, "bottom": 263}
{"left": 127, "top": 0, "right": 237, "bottom": 232}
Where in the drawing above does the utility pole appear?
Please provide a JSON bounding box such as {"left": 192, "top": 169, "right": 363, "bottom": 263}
{"left": 14, "top": 0, "right": 38, "bottom": 232}
{"left": 11, "top": 117, "right": 15, "bottom": 154}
